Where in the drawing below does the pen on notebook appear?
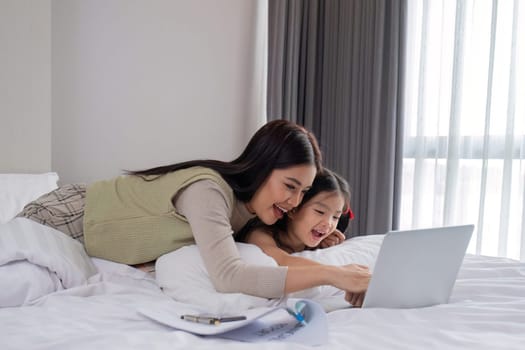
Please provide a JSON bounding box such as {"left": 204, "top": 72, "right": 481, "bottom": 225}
{"left": 217, "top": 316, "right": 247, "bottom": 322}
{"left": 180, "top": 314, "right": 247, "bottom": 325}
{"left": 181, "top": 315, "right": 220, "bottom": 325}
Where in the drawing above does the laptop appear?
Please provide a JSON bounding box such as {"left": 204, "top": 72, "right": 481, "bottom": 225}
{"left": 361, "top": 224, "right": 474, "bottom": 309}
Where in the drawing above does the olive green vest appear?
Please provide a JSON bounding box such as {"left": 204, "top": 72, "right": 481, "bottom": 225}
{"left": 83, "top": 166, "right": 233, "bottom": 264}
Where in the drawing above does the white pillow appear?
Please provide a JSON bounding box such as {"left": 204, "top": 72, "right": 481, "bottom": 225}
{"left": 0, "top": 218, "right": 98, "bottom": 307}
{"left": 287, "top": 235, "right": 384, "bottom": 301}
{"left": 0, "top": 172, "right": 59, "bottom": 223}
{"left": 155, "top": 235, "right": 384, "bottom": 313}
{"left": 156, "top": 243, "right": 279, "bottom": 315}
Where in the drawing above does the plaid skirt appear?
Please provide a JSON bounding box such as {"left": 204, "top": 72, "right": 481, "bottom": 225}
{"left": 16, "top": 184, "right": 87, "bottom": 243}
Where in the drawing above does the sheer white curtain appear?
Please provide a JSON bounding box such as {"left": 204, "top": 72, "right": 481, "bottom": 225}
{"left": 401, "top": 0, "right": 525, "bottom": 261}
{"left": 246, "top": 0, "right": 268, "bottom": 136}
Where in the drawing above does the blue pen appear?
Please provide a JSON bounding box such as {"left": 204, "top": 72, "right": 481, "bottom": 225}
{"left": 287, "top": 303, "right": 307, "bottom": 325}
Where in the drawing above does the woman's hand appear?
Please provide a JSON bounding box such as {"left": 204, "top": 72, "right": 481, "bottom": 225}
{"left": 319, "top": 229, "right": 346, "bottom": 248}
{"left": 330, "top": 264, "right": 371, "bottom": 294}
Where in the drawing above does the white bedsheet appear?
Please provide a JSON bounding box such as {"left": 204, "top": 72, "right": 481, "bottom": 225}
{"left": 0, "top": 218, "right": 97, "bottom": 307}
{"left": 1, "top": 239, "right": 525, "bottom": 350}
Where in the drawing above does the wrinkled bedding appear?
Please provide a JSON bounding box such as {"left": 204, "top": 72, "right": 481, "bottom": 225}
{"left": 1, "top": 220, "right": 524, "bottom": 350}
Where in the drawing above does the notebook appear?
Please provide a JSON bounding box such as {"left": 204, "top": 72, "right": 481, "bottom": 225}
{"left": 362, "top": 224, "right": 474, "bottom": 308}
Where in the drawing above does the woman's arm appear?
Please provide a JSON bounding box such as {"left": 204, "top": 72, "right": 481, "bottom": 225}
{"left": 246, "top": 229, "right": 370, "bottom": 295}
{"left": 178, "top": 180, "right": 369, "bottom": 298}
{"left": 285, "top": 264, "right": 369, "bottom": 295}
{"left": 176, "top": 180, "right": 287, "bottom": 298}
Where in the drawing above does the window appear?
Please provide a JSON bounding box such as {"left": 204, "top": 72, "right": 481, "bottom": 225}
{"left": 401, "top": 0, "right": 525, "bottom": 261}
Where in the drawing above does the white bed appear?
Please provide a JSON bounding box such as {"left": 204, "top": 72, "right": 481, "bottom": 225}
{"left": 1, "top": 174, "right": 525, "bottom": 349}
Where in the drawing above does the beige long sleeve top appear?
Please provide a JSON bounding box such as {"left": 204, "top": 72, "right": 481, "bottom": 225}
{"left": 176, "top": 180, "right": 287, "bottom": 298}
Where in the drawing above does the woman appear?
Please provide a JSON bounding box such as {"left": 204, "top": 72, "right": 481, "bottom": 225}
{"left": 237, "top": 168, "right": 368, "bottom": 306}
{"left": 18, "top": 120, "right": 370, "bottom": 299}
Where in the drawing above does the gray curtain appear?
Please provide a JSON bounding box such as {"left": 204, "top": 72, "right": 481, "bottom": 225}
{"left": 267, "top": 0, "right": 407, "bottom": 236}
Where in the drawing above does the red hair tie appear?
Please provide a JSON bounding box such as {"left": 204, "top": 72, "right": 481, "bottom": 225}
{"left": 344, "top": 205, "right": 355, "bottom": 220}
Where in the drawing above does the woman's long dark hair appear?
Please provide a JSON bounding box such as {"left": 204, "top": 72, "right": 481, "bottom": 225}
{"left": 236, "top": 168, "right": 353, "bottom": 245}
{"left": 126, "top": 120, "right": 322, "bottom": 202}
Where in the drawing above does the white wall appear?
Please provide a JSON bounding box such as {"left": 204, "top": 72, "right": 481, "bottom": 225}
{"left": 52, "top": 0, "right": 266, "bottom": 184}
{"left": 0, "top": 0, "right": 265, "bottom": 183}
{"left": 0, "top": 0, "right": 51, "bottom": 173}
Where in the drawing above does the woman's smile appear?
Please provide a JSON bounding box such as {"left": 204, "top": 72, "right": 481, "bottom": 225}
{"left": 247, "top": 164, "right": 316, "bottom": 225}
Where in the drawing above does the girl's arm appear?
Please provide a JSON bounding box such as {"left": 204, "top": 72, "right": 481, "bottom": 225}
{"left": 318, "top": 229, "right": 346, "bottom": 248}
{"left": 246, "top": 229, "right": 325, "bottom": 267}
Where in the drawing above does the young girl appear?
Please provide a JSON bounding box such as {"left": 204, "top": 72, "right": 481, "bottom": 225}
{"left": 18, "top": 120, "right": 370, "bottom": 299}
{"left": 237, "top": 168, "right": 369, "bottom": 306}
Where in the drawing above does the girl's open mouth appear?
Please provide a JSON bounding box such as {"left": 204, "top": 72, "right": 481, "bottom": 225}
{"left": 311, "top": 229, "right": 326, "bottom": 239}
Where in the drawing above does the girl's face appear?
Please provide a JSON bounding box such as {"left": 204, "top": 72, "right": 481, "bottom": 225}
{"left": 287, "top": 191, "right": 345, "bottom": 249}
{"left": 246, "top": 164, "right": 317, "bottom": 225}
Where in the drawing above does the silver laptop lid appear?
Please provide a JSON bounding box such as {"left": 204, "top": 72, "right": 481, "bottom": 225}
{"left": 362, "top": 224, "right": 474, "bottom": 309}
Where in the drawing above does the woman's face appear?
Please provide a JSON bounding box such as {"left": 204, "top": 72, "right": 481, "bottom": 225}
{"left": 246, "top": 164, "right": 317, "bottom": 225}
{"left": 287, "top": 191, "right": 345, "bottom": 248}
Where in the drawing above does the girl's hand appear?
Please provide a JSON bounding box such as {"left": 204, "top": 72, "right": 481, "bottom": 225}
{"left": 345, "top": 291, "right": 366, "bottom": 307}
{"left": 319, "top": 229, "right": 346, "bottom": 248}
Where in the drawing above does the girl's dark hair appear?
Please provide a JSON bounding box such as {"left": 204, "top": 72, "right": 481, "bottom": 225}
{"left": 126, "top": 119, "right": 322, "bottom": 202}
{"left": 236, "top": 168, "right": 353, "bottom": 245}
